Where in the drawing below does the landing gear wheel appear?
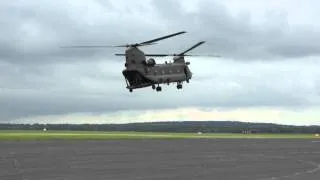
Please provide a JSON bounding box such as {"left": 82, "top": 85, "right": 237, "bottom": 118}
{"left": 152, "top": 85, "right": 155, "bottom": 90}
{"left": 156, "top": 86, "right": 162, "bottom": 92}
{"left": 129, "top": 89, "right": 133, "bottom": 92}
{"left": 177, "top": 84, "right": 182, "bottom": 89}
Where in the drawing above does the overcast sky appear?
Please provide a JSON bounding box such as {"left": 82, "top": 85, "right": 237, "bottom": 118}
{"left": 1, "top": 0, "right": 320, "bottom": 125}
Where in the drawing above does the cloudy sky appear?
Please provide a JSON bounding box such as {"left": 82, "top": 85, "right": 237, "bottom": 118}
{"left": 1, "top": 0, "right": 320, "bottom": 125}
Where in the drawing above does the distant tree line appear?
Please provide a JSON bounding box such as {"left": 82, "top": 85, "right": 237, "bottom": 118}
{"left": 0, "top": 121, "right": 320, "bottom": 133}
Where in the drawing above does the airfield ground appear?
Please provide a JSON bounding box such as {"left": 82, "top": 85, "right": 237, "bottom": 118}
{"left": 0, "top": 130, "right": 319, "bottom": 140}
{"left": 0, "top": 131, "right": 319, "bottom": 180}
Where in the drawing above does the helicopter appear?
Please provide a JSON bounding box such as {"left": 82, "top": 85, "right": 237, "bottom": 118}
{"left": 61, "top": 31, "right": 219, "bottom": 92}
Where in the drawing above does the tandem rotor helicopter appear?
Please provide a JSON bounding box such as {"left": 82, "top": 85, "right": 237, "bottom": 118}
{"left": 61, "top": 31, "right": 220, "bottom": 93}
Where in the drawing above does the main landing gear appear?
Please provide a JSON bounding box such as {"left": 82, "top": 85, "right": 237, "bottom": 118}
{"left": 156, "top": 86, "right": 162, "bottom": 92}
{"left": 152, "top": 84, "right": 162, "bottom": 92}
{"left": 151, "top": 81, "right": 184, "bottom": 92}
{"left": 177, "top": 82, "right": 183, "bottom": 89}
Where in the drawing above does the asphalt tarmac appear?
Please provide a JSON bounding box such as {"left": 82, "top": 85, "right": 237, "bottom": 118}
{"left": 0, "top": 139, "right": 319, "bottom": 180}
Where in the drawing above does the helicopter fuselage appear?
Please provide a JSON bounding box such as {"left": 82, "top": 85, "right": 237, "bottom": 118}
{"left": 122, "top": 62, "right": 192, "bottom": 91}
{"left": 120, "top": 46, "right": 192, "bottom": 92}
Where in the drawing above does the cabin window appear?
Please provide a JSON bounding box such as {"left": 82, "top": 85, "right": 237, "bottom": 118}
{"left": 131, "top": 60, "right": 135, "bottom": 64}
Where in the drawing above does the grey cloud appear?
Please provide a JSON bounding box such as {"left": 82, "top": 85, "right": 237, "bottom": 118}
{"left": 0, "top": 82, "right": 314, "bottom": 121}
{"left": 2, "top": 56, "right": 320, "bottom": 121}
{"left": 0, "top": 1, "right": 163, "bottom": 64}
{"left": 150, "top": 0, "right": 320, "bottom": 59}
{"left": 0, "top": 61, "right": 121, "bottom": 92}
{"left": 2, "top": 0, "right": 320, "bottom": 65}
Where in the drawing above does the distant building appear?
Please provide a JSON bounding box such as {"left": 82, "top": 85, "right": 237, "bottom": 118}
{"left": 242, "top": 130, "right": 251, "bottom": 134}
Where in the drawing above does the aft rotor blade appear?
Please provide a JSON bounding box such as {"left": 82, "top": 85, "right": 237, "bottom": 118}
{"left": 143, "top": 54, "right": 171, "bottom": 57}
{"left": 139, "top": 31, "right": 186, "bottom": 45}
{"left": 143, "top": 54, "right": 220, "bottom": 57}
{"left": 179, "top": 41, "right": 205, "bottom": 55}
{"left": 115, "top": 53, "right": 169, "bottom": 56}
{"left": 183, "top": 54, "right": 221, "bottom": 57}
{"left": 116, "top": 53, "right": 169, "bottom": 57}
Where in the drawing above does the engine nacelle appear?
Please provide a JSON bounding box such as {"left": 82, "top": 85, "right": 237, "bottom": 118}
{"left": 146, "top": 58, "right": 156, "bottom": 66}
{"left": 173, "top": 56, "right": 184, "bottom": 63}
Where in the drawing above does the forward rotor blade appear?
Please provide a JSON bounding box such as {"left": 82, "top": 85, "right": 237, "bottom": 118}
{"left": 60, "top": 45, "right": 126, "bottom": 48}
{"left": 178, "top": 41, "right": 205, "bottom": 55}
{"left": 60, "top": 31, "right": 185, "bottom": 49}
{"left": 61, "top": 42, "right": 159, "bottom": 49}
{"left": 115, "top": 53, "right": 126, "bottom": 56}
{"left": 137, "top": 42, "right": 157, "bottom": 46}
{"left": 139, "top": 31, "right": 186, "bottom": 45}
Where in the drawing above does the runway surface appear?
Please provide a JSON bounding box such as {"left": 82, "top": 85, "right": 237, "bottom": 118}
{"left": 0, "top": 139, "right": 319, "bottom": 180}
